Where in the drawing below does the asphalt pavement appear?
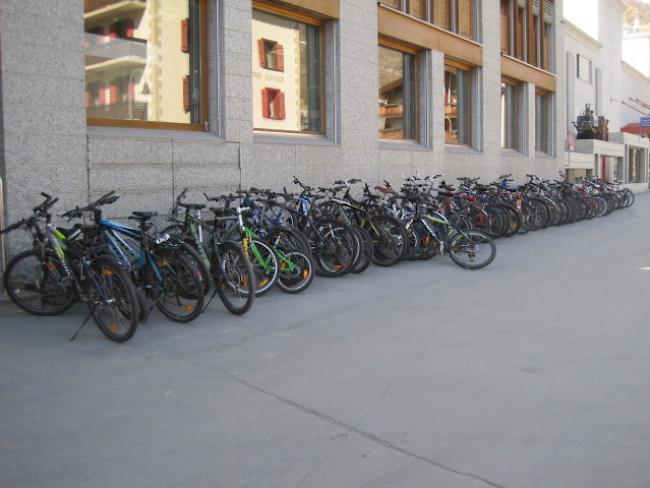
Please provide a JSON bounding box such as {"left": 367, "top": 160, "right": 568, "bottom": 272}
{"left": 1, "top": 194, "right": 650, "bottom": 488}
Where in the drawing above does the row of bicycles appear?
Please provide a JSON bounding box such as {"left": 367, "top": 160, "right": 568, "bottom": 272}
{"left": 0, "top": 173, "right": 633, "bottom": 343}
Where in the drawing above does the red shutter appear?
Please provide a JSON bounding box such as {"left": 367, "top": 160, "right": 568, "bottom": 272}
{"left": 109, "top": 84, "right": 119, "bottom": 104}
{"left": 262, "top": 89, "right": 270, "bottom": 118}
{"left": 183, "top": 76, "right": 191, "bottom": 113}
{"left": 99, "top": 86, "right": 106, "bottom": 106}
{"left": 84, "top": 91, "right": 92, "bottom": 108}
{"left": 125, "top": 19, "right": 134, "bottom": 38}
{"left": 276, "top": 92, "right": 286, "bottom": 120}
{"left": 276, "top": 44, "right": 284, "bottom": 71}
{"left": 108, "top": 23, "right": 118, "bottom": 40}
{"left": 128, "top": 81, "right": 136, "bottom": 100}
{"left": 258, "top": 39, "right": 267, "bottom": 68}
{"left": 181, "top": 19, "right": 189, "bottom": 53}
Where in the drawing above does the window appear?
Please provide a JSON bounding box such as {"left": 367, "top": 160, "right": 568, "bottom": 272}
{"left": 379, "top": 0, "right": 475, "bottom": 40}
{"left": 444, "top": 62, "right": 471, "bottom": 145}
{"left": 252, "top": 9, "right": 322, "bottom": 133}
{"left": 535, "top": 89, "right": 550, "bottom": 154}
{"left": 262, "top": 88, "right": 285, "bottom": 120}
{"left": 500, "top": 0, "right": 554, "bottom": 72}
{"left": 628, "top": 147, "right": 644, "bottom": 183}
{"left": 501, "top": 80, "right": 521, "bottom": 150}
{"left": 378, "top": 45, "right": 417, "bottom": 140}
{"left": 84, "top": 0, "right": 207, "bottom": 129}
{"left": 577, "top": 55, "right": 592, "bottom": 83}
{"left": 258, "top": 39, "right": 284, "bottom": 71}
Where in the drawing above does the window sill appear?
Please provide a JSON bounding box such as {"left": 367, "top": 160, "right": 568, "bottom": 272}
{"left": 88, "top": 125, "right": 224, "bottom": 142}
{"left": 253, "top": 131, "right": 337, "bottom": 146}
{"left": 445, "top": 144, "right": 480, "bottom": 154}
{"left": 501, "top": 148, "right": 526, "bottom": 157}
{"left": 379, "top": 140, "right": 431, "bottom": 152}
{"left": 535, "top": 152, "right": 555, "bottom": 160}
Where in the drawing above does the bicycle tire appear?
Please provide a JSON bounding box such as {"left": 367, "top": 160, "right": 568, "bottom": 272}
{"left": 3, "top": 249, "right": 76, "bottom": 316}
{"left": 448, "top": 229, "right": 497, "bottom": 270}
{"left": 154, "top": 249, "right": 205, "bottom": 322}
{"left": 88, "top": 257, "right": 139, "bottom": 342}
{"left": 276, "top": 250, "right": 314, "bottom": 294}
{"left": 214, "top": 241, "right": 255, "bottom": 315}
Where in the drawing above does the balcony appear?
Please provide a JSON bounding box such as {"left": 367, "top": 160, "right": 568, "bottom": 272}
{"left": 84, "top": 0, "right": 146, "bottom": 25}
{"left": 85, "top": 37, "right": 147, "bottom": 76}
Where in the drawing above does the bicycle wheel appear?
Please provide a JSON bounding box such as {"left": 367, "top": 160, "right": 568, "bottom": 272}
{"left": 351, "top": 226, "right": 373, "bottom": 273}
{"left": 247, "top": 239, "right": 279, "bottom": 296}
{"left": 154, "top": 249, "right": 204, "bottom": 322}
{"left": 3, "top": 249, "right": 76, "bottom": 316}
{"left": 88, "top": 257, "right": 139, "bottom": 342}
{"left": 276, "top": 250, "right": 314, "bottom": 294}
{"left": 215, "top": 241, "right": 255, "bottom": 315}
{"left": 365, "top": 215, "right": 406, "bottom": 267}
{"left": 312, "top": 219, "right": 358, "bottom": 276}
{"left": 448, "top": 230, "right": 496, "bottom": 270}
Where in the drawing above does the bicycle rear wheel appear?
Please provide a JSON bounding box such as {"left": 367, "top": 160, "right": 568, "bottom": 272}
{"left": 276, "top": 250, "right": 314, "bottom": 294}
{"left": 448, "top": 230, "right": 496, "bottom": 270}
{"left": 215, "top": 241, "right": 255, "bottom": 315}
{"left": 3, "top": 249, "right": 76, "bottom": 316}
{"left": 88, "top": 257, "right": 139, "bottom": 342}
{"left": 154, "top": 249, "right": 205, "bottom": 323}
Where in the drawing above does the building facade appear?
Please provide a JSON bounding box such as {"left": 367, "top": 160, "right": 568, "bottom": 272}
{"left": 563, "top": 0, "right": 650, "bottom": 188}
{"left": 0, "top": 0, "right": 580, "bottom": 262}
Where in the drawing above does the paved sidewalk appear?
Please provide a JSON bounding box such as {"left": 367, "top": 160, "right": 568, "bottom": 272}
{"left": 2, "top": 195, "right": 650, "bottom": 488}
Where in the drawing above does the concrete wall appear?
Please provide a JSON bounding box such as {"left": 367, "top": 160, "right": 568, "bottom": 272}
{"left": 1, "top": 0, "right": 566, "bottom": 229}
{"left": 0, "top": 0, "right": 88, "bottom": 254}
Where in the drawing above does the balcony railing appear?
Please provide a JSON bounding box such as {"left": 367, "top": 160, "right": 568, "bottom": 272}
{"left": 87, "top": 101, "right": 148, "bottom": 120}
{"left": 84, "top": 36, "right": 147, "bottom": 68}
{"left": 84, "top": 0, "right": 145, "bottom": 14}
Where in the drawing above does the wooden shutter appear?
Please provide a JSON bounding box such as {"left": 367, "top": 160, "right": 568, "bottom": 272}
{"left": 108, "top": 23, "right": 118, "bottom": 40}
{"left": 458, "top": 0, "right": 473, "bottom": 38}
{"left": 108, "top": 84, "right": 119, "bottom": 104}
{"left": 183, "top": 76, "right": 190, "bottom": 112}
{"left": 501, "top": 0, "right": 510, "bottom": 53}
{"left": 276, "top": 44, "right": 284, "bottom": 71}
{"left": 543, "top": 23, "right": 550, "bottom": 70}
{"left": 434, "top": 0, "right": 451, "bottom": 30}
{"left": 181, "top": 19, "right": 189, "bottom": 53}
{"left": 531, "top": 14, "right": 538, "bottom": 66}
{"left": 276, "top": 92, "right": 286, "bottom": 120}
{"left": 125, "top": 19, "right": 134, "bottom": 38}
{"left": 258, "top": 39, "right": 267, "bottom": 68}
{"left": 515, "top": 6, "right": 524, "bottom": 60}
{"left": 262, "top": 89, "right": 270, "bottom": 118}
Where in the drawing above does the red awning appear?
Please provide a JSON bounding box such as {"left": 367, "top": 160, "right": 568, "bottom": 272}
{"left": 621, "top": 122, "right": 650, "bottom": 136}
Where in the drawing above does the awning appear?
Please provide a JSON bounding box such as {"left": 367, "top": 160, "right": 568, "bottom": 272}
{"left": 621, "top": 123, "right": 650, "bottom": 136}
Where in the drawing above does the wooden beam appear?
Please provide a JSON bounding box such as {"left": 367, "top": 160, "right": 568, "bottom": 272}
{"left": 377, "top": 5, "right": 483, "bottom": 66}
{"left": 258, "top": 0, "right": 339, "bottom": 19}
{"left": 501, "top": 54, "right": 556, "bottom": 92}
{"left": 526, "top": 0, "right": 534, "bottom": 64}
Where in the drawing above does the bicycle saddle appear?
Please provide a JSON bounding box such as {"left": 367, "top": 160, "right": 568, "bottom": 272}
{"left": 131, "top": 211, "right": 157, "bottom": 220}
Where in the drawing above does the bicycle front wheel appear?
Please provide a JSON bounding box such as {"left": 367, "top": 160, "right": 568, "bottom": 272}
{"left": 215, "top": 241, "right": 255, "bottom": 315}
{"left": 154, "top": 249, "right": 205, "bottom": 323}
{"left": 3, "top": 249, "right": 76, "bottom": 316}
{"left": 88, "top": 257, "right": 139, "bottom": 342}
{"left": 448, "top": 230, "right": 496, "bottom": 270}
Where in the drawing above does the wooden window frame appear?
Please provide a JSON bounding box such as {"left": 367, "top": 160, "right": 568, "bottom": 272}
{"left": 252, "top": 2, "right": 326, "bottom": 135}
{"left": 501, "top": 77, "right": 522, "bottom": 151}
{"left": 534, "top": 87, "right": 550, "bottom": 154}
{"left": 444, "top": 57, "right": 473, "bottom": 147}
{"left": 502, "top": 0, "right": 554, "bottom": 72}
{"left": 379, "top": 0, "right": 477, "bottom": 41}
{"left": 87, "top": 0, "right": 209, "bottom": 132}
{"left": 378, "top": 40, "right": 420, "bottom": 142}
